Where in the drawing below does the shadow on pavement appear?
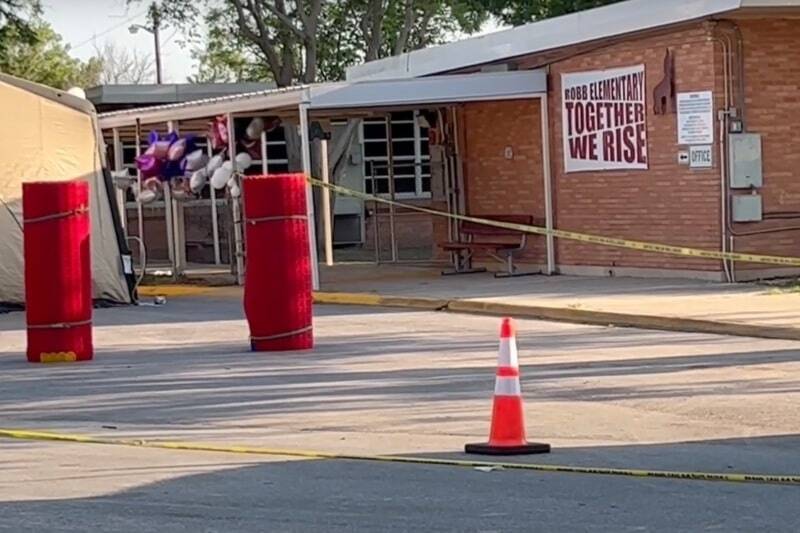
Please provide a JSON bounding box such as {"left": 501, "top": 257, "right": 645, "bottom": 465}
{"left": 1, "top": 436, "right": 798, "bottom": 533}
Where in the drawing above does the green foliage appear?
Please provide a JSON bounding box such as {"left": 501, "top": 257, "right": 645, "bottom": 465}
{"left": 0, "top": 22, "right": 102, "bottom": 89}
{"left": 188, "top": 9, "right": 272, "bottom": 83}
{"left": 0, "top": 0, "right": 41, "bottom": 56}
{"left": 176, "top": 0, "right": 491, "bottom": 84}
{"left": 472, "top": 0, "right": 625, "bottom": 26}
{"left": 133, "top": 0, "right": 623, "bottom": 85}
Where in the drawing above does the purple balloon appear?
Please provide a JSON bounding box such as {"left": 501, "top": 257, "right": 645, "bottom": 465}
{"left": 162, "top": 160, "right": 183, "bottom": 181}
{"left": 136, "top": 154, "right": 163, "bottom": 179}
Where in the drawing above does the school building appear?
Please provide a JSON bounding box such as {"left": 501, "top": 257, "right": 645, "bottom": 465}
{"left": 345, "top": 0, "right": 800, "bottom": 281}
{"left": 98, "top": 0, "right": 800, "bottom": 285}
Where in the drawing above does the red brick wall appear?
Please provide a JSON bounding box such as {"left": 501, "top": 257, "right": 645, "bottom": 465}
{"left": 730, "top": 18, "right": 800, "bottom": 271}
{"left": 461, "top": 99, "right": 547, "bottom": 263}
{"left": 544, "top": 25, "right": 724, "bottom": 272}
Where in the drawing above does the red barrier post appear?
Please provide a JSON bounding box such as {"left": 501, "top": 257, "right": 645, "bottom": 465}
{"left": 22, "top": 180, "right": 93, "bottom": 363}
{"left": 242, "top": 174, "right": 313, "bottom": 351}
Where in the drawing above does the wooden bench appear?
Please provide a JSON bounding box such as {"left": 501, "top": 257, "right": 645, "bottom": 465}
{"left": 438, "top": 214, "right": 542, "bottom": 278}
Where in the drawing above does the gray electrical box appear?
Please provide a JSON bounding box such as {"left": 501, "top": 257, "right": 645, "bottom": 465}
{"left": 728, "top": 133, "right": 762, "bottom": 189}
{"left": 732, "top": 194, "right": 763, "bottom": 222}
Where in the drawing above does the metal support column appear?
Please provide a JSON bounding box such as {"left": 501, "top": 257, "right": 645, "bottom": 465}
{"left": 111, "top": 128, "right": 127, "bottom": 234}
{"left": 385, "top": 113, "right": 398, "bottom": 263}
{"left": 540, "top": 94, "right": 555, "bottom": 275}
{"left": 169, "top": 121, "right": 186, "bottom": 276}
{"left": 163, "top": 121, "right": 177, "bottom": 277}
{"left": 226, "top": 113, "right": 245, "bottom": 285}
{"left": 260, "top": 130, "right": 269, "bottom": 174}
{"left": 320, "top": 138, "right": 334, "bottom": 266}
{"left": 134, "top": 120, "right": 145, "bottom": 267}
{"left": 207, "top": 142, "right": 221, "bottom": 265}
{"left": 299, "top": 100, "right": 321, "bottom": 291}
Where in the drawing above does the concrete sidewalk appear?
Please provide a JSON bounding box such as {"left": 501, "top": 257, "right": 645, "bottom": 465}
{"left": 313, "top": 264, "right": 800, "bottom": 340}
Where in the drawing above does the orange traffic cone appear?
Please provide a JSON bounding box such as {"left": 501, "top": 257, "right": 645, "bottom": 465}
{"left": 465, "top": 317, "right": 550, "bottom": 455}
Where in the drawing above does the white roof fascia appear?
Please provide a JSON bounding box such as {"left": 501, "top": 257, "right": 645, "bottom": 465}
{"left": 98, "top": 86, "right": 307, "bottom": 129}
{"left": 740, "top": 0, "right": 800, "bottom": 6}
{"left": 308, "top": 70, "right": 547, "bottom": 111}
{"left": 346, "top": 0, "right": 746, "bottom": 81}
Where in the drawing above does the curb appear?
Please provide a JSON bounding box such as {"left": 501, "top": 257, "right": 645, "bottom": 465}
{"left": 138, "top": 285, "right": 217, "bottom": 297}
{"left": 314, "top": 291, "right": 800, "bottom": 341}
{"left": 313, "top": 291, "right": 449, "bottom": 311}
{"left": 132, "top": 286, "right": 800, "bottom": 341}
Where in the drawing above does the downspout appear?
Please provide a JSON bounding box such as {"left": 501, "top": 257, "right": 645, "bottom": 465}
{"left": 716, "top": 22, "right": 749, "bottom": 282}
{"left": 709, "top": 27, "right": 733, "bottom": 283}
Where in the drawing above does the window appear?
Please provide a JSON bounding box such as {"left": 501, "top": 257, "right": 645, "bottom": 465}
{"left": 362, "top": 111, "right": 431, "bottom": 198}
{"left": 233, "top": 117, "right": 290, "bottom": 174}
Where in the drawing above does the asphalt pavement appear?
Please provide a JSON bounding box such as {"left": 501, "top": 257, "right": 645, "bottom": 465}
{"left": 2, "top": 299, "right": 800, "bottom": 531}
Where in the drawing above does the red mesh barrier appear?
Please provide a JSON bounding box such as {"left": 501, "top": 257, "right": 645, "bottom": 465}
{"left": 23, "top": 180, "right": 93, "bottom": 363}
{"left": 242, "top": 174, "right": 313, "bottom": 351}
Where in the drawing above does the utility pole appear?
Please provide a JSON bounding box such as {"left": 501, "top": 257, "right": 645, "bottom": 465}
{"left": 129, "top": 2, "right": 163, "bottom": 84}
{"left": 151, "top": 3, "right": 162, "bottom": 84}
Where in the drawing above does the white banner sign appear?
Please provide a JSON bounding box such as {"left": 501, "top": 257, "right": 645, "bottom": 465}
{"left": 562, "top": 64, "right": 648, "bottom": 173}
{"left": 677, "top": 91, "right": 714, "bottom": 145}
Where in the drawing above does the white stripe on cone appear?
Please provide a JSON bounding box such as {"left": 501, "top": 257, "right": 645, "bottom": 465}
{"left": 494, "top": 376, "right": 522, "bottom": 396}
{"left": 497, "top": 337, "right": 519, "bottom": 369}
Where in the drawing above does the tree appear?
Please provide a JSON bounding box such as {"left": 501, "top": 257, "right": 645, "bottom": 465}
{"left": 0, "top": 22, "right": 102, "bottom": 89}
{"left": 93, "top": 41, "right": 154, "bottom": 84}
{"left": 0, "top": 0, "right": 40, "bottom": 57}
{"left": 315, "top": 0, "right": 485, "bottom": 81}
{"left": 133, "top": 0, "right": 488, "bottom": 86}
{"left": 188, "top": 23, "right": 271, "bottom": 83}
{"left": 472, "top": 0, "right": 624, "bottom": 26}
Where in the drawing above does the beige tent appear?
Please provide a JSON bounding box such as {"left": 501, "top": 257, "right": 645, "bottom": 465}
{"left": 0, "top": 74, "right": 133, "bottom": 305}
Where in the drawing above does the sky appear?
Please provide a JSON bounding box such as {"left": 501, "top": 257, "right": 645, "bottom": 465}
{"left": 43, "top": 0, "right": 196, "bottom": 83}
{"left": 42, "top": 0, "right": 504, "bottom": 86}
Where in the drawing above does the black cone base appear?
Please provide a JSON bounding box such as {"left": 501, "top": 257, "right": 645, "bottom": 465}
{"left": 465, "top": 441, "right": 551, "bottom": 455}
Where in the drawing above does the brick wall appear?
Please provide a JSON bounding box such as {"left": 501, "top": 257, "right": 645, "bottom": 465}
{"left": 544, "top": 25, "right": 724, "bottom": 273}
{"left": 449, "top": 19, "right": 800, "bottom": 278}
{"left": 460, "top": 99, "right": 547, "bottom": 264}
{"left": 729, "top": 18, "right": 800, "bottom": 272}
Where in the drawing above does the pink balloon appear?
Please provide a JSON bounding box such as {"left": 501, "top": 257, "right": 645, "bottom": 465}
{"left": 167, "top": 138, "right": 187, "bottom": 161}
{"left": 151, "top": 140, "right": 171, "bottom": 160}
{"left": 208, "top": 115, "right": 228, "bottom": 151}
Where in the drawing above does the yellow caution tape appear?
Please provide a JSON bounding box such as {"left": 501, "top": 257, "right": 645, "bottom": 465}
{"left": 308, "top": 177, "right": 800, "bottom": 267}
{"left": 38, "top": 352, "right": 77, "bottom": 363}
{"left": 2, "top": 428, "right": 798, "bottom": 486}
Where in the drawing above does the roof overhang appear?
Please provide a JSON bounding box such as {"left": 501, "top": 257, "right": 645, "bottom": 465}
{"left": 86, "top": 82, "right": 275, "bottom": 106}
{"left": 345, "top": 0, "right": 800, "bottom": 81}
{"left": 307, "top": 70, "right": 547, "bottom": 113}
{"left": 98, "top": 86, "right": 307, "bottom": 130}
{"left": 98, "top": 71, "right": 548, "bottom": 130}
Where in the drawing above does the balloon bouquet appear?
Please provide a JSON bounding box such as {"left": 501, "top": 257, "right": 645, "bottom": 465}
{"left": 133, "top": 115, "right": 277, "bottom": 204}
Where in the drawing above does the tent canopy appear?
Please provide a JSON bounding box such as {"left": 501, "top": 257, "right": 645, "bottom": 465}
{"left": 0, "top": 74, "right": 132, "bottom": 305}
